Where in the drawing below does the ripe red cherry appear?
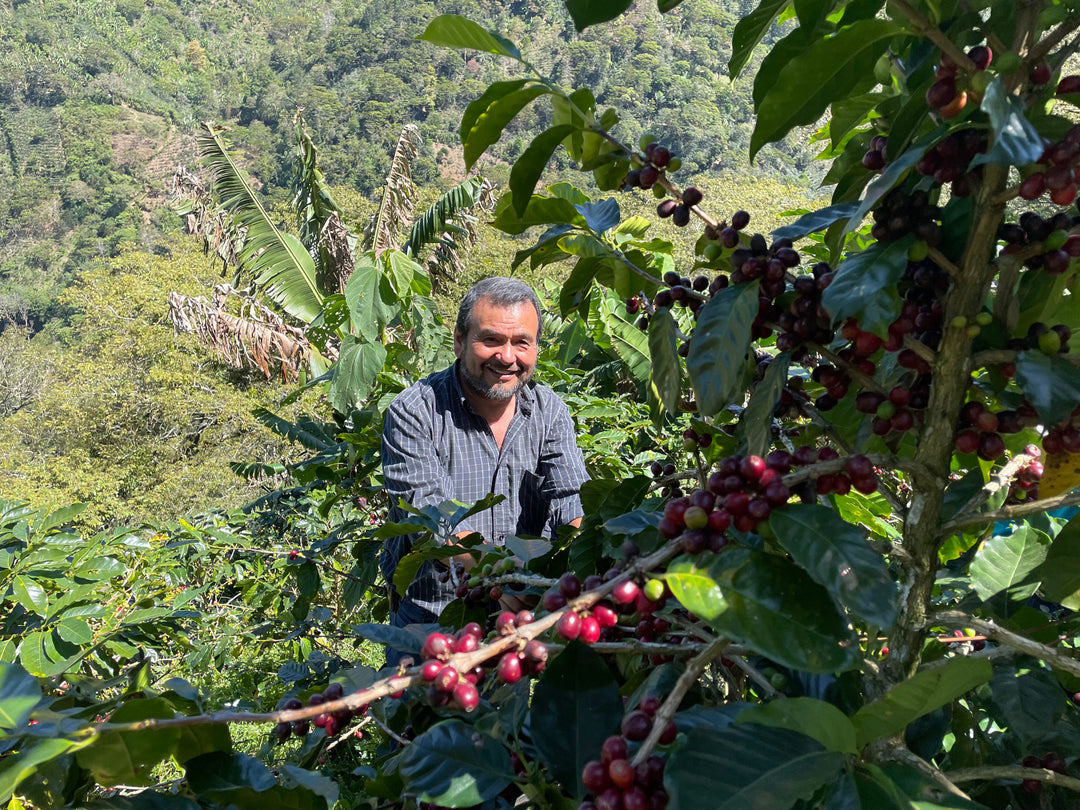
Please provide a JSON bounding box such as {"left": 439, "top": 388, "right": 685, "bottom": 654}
{"left": 592, "top": 603, "right": 619, "bottom": 628}
{"left": 601, "top": 735, "right": 628, "bottom": 763}
{"left": 609, "top": 759, "right": 636, "bottom": 790}
{"left": 739, "top": 455, "right": 767, "bottom": 481}
{"left": 579, "top": 615, "right": 602, "bottom": 644}
{"left": 612, "top": 580, "right": 641, "bottom": 605}
{"left": 453, "top": 680, "right": 479, "bottom": 711}
{"left": 421, "top": 661, "right": 441, "bottom": 681}
{"left": 621, "top": 710, "right": 653, "bottom": 741}
{"left": 422, "top": 632, "right": 453, "bottom": 660}
{"left": 542, "top": 589, "right": 567, "bottom": 612}
{"left": 434, "top": 666, "right": 460, "bottom": 693}
{"left": 557, "top": 611, "right": 582, "bottom": 640}
{"left": 497, "top": 653, "right": 523, "bottom": 684}
{"left": 582, "top": 760, "right": 611, "bottom": 793}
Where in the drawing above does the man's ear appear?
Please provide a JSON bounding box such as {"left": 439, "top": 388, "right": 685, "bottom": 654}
{"left": 453, "top": 329, "right": 464, "bottom": 358}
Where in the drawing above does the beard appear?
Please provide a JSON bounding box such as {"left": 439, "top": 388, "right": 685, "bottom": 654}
{"left": 459, "top": 362, "right": 532, "bottom": 401}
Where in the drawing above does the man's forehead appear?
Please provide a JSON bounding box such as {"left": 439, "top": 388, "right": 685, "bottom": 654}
{"left": 465, "top": 299, "right": 538, "bottom": 333}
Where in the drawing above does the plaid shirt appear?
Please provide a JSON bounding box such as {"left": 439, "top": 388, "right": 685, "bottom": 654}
{"left": 380, "top": 362, "right": 589, "bottom": 615}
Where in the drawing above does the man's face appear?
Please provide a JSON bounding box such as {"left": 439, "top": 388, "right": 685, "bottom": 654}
{"left": 455, "top": 298, "right": 539, "bottom": 402}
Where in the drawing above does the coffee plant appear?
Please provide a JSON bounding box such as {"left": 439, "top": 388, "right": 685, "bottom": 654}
{"left": 5, "top": 0, "right": 1080, "bottom": 807}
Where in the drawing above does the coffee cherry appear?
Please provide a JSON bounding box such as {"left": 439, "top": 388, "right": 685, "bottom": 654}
{"left": 497, "top": 652, "right": 523, "bottom": 684}
{"left": 583, "top": 760, "right": 611, "bottom": 793}
{"left": 453, "top": 680, "right": 479, "bottom": 712}
{"left": 592, "top": 603, "right": 619, "bottom": 628}
{"left": 731, "top": 210, "right": 751, "bottom": 230}
{"left": 672, "top": 204, "right": 691, "bottom": 227}
{"left": 557, "top": 611, "right": 582, "bottom": 640}
{"left": 421, "top": 660, "right": 441, "bottom": 681}
{"left": 682, "top": 186, "right": 703, "bottom": 206}
{"left": 621, "top": 710, "right": 653, "bottom": 741}
{"left": 422, "top": 632, "right": 453, "bottom": 660}
{"left": 434, "top": 665, "right": 460, "bottom": 693}
{"left": 609, "top": 759, "right": 636, "bottom": 790}
{"left": 579, "top": 615, "right": 602, "bottom": 644}
{"left": 542, "top": 589, "right": 568, "bottom": 612}
{"left": 612, "top": 580, "right": 641, "bottom": 605}
{"left": 560, "top": 573, "right": 583, "bottom": 599}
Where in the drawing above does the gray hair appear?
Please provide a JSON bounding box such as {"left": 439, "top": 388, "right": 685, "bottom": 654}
{"left": 456, "top": 277, "right": 543, "bottom": 342}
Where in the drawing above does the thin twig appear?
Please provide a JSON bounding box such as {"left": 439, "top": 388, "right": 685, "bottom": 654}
{"left": 933, "top": 610, "right": 1080, "bottom": 678}
{"left": 951, "top": 451, "right": 1035, "bottom": 520}
{"left": 1030, "top": 17, "right": 1080, "bottom": 62}
{"left": 885, "top": 0, "right": 977, "bottom": 71}
{"left": 948, "top": 765, "right": 1080, "bottom": 792}
{"left": 939, "top": 489, "right": 1080, "bottom": 535}
{"left": 927, "top": 246, "right": 960, "bottom": 278}
{"left": 366, "top": 712, "right": 409, "bottom": 746}
{"left": 630, "top": 635, "right": 730, "bottom": 767}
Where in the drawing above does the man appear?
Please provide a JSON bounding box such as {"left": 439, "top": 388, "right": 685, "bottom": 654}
{"left": 379, "top": 277, "right": 589, "bottom": 653}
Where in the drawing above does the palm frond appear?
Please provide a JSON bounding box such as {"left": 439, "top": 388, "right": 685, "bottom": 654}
{"left": 406, "top": 177, "right": 496, "bottom": 290}
{"left": 171, "top": 165, "right": 244, "bottom": 269}
{"left": 363, "top": 124, "right": 420, "bottom": 252}
{"left": 250, "top": 407, "right": 339, "bottom": 451}
{"left": 168, "top": 284, "right": 329, "bottom": 382}
{"left": 197, "top": 122, "right": 324, "bottom": 324}
{"left": 291, "top": 111, "right": 347, "bottom": 253}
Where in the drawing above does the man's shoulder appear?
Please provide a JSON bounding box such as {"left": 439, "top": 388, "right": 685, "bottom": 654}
{"left": 389, "top": 365, "right": 456, "bottom": 411}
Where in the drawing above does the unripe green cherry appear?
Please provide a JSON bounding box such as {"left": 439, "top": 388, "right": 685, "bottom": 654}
{"left": 951, "top": 315, "right": 969, "bottom": 329}
{"left": 667, "top": 156, "right": 682, "bottom": 172}
{"left": 653, "top": 183, "right": 667, "bottom": 199}
{"left": 995, "top": 51, "right": 1022, "bottom": 74}
{"left": 639, "top": 132, "right": 658, "bottom": 152}
{"left": 908, "top": 240, "right": 929, "bottom": 261}
{"left": 970, "top": 71, "right": 993, "bottom": 96}
{"left": 683, "top": 505, "right": 709, "bottom": 530}
{"left": 876, "top": 401, "right": 896, "bottom": 420}
{"left": 703, "top": 243, "right": 722, "bottom": 261}
{"left": 976, "top": 312, "right": 993, "bottom": 326}
{"left": 1039, "top": 330, "right": 1063, "bottom": 354}
{"left": 874, "top": 53, "right": 893, "bottom": 85}
{"left": 643, "top": 578, "right": 665, "bottom": 602}
{"left": 1045, "top": 229, "right": 1069, "bottom": 251}
{"left": 966, "top": 324, "right": 982, "bottom": 338}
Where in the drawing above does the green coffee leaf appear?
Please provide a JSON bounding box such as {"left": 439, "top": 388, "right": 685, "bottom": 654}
{"left": 1014, "top": 350, "right": 1080, "bottom": 426}
{"left": 730, "top": 0, "right": 792, "bottom": 78}
{"left": 769, "top": 504, "right": 898, "bottom": 629}
{"left": 648, "top": 309, "right": 682, "bottom": 416}
{"left": 531, "top": 642, "right": 623, "bottom": 798}
{"left": 751, "top": 20, "right": 901, "bottom": 160}
{"left": 687, "top": 283, "right": 760, "bottom": 417}
{"left": 737, "top": 697, "right": 858, "bottom": 754}
{"left": 399, "top": 719, "right": 514, "bottom": 807}
{"left": 821, "top": 237, "right": 911, "bottom": 336}
{"left": 853, "top": 657, "right": 992, "bottom": 748}
{"left": 1034, "top": 513, "right": 1080, "bottom": 609}
{"left": 511, "top": 126, "right": 578, "bottom": 217}
{"left": 564, "top": 0, "right": 634, "bottom": 31}
{"left": 970, "top": 524, "right": 1050, "bottom": 602}
{"left": 667, "top": 724, "right": 846, "bottom": 809}
{"left": 418, "top": 15, "right": 521, "bottom": 60}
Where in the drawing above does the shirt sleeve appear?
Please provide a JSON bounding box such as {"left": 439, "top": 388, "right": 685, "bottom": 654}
{"left": 538, "top": 394, "right": 589, "bottom": 534}
{"left": 380, "top": 394, "right": 477, "bottom": 536}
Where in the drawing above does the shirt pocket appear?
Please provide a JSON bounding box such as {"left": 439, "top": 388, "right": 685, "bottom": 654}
{"left": 517, "top": 469, "right": 550, "bottom": 537}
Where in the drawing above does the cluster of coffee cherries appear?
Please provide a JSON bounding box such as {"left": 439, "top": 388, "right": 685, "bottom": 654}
{"left": 870, "top": 188, "right": 943, "bottom": 245}
{"left": 925, "top": 44, "right": 993, "bottom": 119}
{"left": 624, "top": 137, "right": 681, "bottom": 193}
{"left": 1020, "top": 752, "right": 1068, "bottom": 794}
{"left": 999, "top": 211, "right": 1080, "bottom": 275}
{"left": 274, "top": 681, "right": 361, "bottom": 742}
{"left": 417, "top": 625, "right": 489, "bottom": 712}
{"left": 1017, "top": 123, "right": 1080, "bottom": 206}
{"left": 914, "top": 128, "right": 989, "bottom": 197}
{"left": 953, "top": 401, "right": 1015, "bottom": 460}
{"left": 656, "top": 185, "right": 703, "bottom": 228}
{"left": 543, "top": 572, "right": 668, "bottom": 646}
{"left": 774, "top": 263, "right": 836, "bottom": 356}
{"left": 1006, "top": 444, "right": 1044, "bottom": 503}
{"left": 1042, "top": 405, "right": 1080, "bottom": 456}
{"left": 579, "top": 697, "right": 675, "bottom": 810}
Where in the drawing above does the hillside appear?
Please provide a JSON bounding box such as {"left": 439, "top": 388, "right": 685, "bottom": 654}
{"left": 0, "top": 0, "right": 817, "bottom": 336}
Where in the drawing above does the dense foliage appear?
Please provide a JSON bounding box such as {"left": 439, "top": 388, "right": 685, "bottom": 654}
{"left": 4, "top": 0, "right": 1080, "bottom": 807}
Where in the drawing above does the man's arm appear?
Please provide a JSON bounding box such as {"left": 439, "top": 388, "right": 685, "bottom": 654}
{"left": 381, "top": 397, "right": 479, "bottom": 571}
{"left": 538, "top": 395, "right": 590, "bottom": 534}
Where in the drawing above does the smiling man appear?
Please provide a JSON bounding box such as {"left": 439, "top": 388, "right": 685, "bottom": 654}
{"left": 379, "top": 278, "right": 589, "bottom": 658}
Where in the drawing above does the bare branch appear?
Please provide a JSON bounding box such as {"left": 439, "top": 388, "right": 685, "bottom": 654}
{"left": 933, "top": 610, "right": 1080, "bottom": 678}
